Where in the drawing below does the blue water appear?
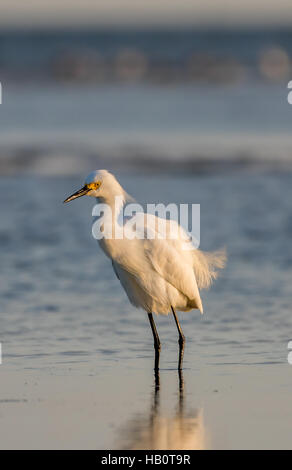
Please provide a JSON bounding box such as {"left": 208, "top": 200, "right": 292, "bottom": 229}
{"left": 0, "top": 171, "right": 291, "bottom": 371}
{"left": 0, "top": 82, "right": 292, "bottom": 177}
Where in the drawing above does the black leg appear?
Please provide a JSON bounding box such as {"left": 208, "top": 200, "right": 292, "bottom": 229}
{"left": 148, "top": 313, "right": 161, "bottom": 371}
{"left": 171, "top": 306, "right": 185, "bottom": 370}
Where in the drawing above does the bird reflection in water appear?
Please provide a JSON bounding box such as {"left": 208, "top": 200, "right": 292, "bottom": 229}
{"left": 116, "top": 370, "right": 205, "bottom": 450}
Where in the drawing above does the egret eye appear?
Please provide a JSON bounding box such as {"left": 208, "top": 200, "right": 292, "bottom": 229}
{"left": 87, "top": 181, "right": 101, "bottom": 190}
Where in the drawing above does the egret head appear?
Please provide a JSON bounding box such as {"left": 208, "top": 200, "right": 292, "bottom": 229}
{"left": 63, "top": 169, "right": 124, "bottom": 203}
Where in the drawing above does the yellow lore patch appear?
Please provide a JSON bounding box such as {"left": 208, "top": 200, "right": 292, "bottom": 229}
{"left": 86, "top": 181, "right": 101, "bottom": 190}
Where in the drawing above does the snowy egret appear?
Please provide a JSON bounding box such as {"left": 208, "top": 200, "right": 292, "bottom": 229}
{"left": 64, "top": 170, "right": 226, "bottom": 370}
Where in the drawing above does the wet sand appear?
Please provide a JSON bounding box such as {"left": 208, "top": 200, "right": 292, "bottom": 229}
{"left": 0, "top": 359, "right": 291, "bottom": 449}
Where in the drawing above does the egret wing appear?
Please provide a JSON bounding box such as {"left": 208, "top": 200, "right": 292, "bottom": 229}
{"left": 143, "top": 236, "right": 203, "bottom": 312}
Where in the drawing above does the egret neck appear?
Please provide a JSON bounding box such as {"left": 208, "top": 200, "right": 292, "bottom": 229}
{"left": 94, "top": 185, "right": 128, "bottom": 260}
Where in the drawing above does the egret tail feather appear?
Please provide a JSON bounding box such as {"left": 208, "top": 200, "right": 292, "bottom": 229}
{"left": 192, "top": 248, "right": 226, "bottom": 290}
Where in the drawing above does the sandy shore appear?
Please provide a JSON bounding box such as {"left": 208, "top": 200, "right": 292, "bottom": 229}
{"left": 0, "top": 360, "right": 291, "bottom": 450}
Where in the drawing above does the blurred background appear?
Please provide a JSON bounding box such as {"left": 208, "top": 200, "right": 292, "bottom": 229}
{"left": 0, "top": 1, "right": 292, "bottom": 173}
{"left": 1, "top": 1, "right": 292, "bottom": 450}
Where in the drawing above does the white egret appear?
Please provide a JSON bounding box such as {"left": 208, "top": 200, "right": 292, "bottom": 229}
{"left": 64, "top": 170, "right": 226, "bottom": 370}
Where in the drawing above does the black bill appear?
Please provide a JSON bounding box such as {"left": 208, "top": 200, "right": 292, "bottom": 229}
{"left": 63, "top": 186, "right": 88, "bottom": 203}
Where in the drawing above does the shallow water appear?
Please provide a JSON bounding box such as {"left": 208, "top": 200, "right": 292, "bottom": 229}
{"left": 1, "top": 83, "right": 292, "bottom": 176}
{"left": 0, "top": 171, "right": 292, "bottom": 448}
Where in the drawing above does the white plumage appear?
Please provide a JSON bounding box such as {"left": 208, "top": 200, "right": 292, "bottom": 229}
{"left": 64, "top": 169, "right": 226, "bottom": 369}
